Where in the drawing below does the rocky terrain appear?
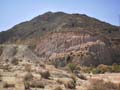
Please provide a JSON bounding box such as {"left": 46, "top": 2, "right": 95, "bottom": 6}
{"left": 35, "top": 31, "right": 112, "bottom": 66}
{"left": 0, "top": 12, "right": 120, "bottom": 66}
{"left": 0, "top": 12, "right": 120, "bottom": 90}
{"left": 0, "top": 59, "right": 120, "bottom": 90}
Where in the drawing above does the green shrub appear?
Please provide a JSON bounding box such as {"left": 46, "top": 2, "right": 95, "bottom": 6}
{"left": 91, "top": 68, "right": 100, "bottom": 74}
{"left": 67, "top": 63, "right": 77, "bottom": 73}
{"left": 111, "top": 63, "right": 120, "bottom": 72}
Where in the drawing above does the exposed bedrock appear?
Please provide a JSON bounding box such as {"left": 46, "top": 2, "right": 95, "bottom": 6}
{"left": 0, "top": 45, "right": 39, "bottom": 63}
{"left": 35, "top": 31, "right": 113, "bottom": 66}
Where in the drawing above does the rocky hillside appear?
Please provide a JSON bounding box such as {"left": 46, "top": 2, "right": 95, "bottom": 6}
{"left": 0, "top": 12, "right": 119, "bottom": 44}
{"left": 0, "top": 12, "right": 120, "bottom": 66}
{"left": 35, "top": 31, "right": 112, "bottom": 66}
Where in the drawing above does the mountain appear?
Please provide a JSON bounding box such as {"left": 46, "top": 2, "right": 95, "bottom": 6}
{"left": 0, "top": 11, "right": 120, "bottom": 66}
{"left": 0, "top": 11, "right": 119, "bottom": 44}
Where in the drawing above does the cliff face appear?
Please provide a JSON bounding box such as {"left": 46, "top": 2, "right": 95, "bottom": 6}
{"left": 0, "top": 12, "right": 120, "bottom": 66}
{"left": 35, "top": 31, "right": 112, "bottom": 66}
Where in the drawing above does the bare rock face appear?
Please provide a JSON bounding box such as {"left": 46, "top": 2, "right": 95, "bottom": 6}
{"left": 0, "top": 45, "right": 39, "bottom": 63}
{"left": 35, "top": 31, "right": 96, "bottom": 57}
{"left": 0, "top": 31, "right": 113, "bottom": 66}
{"left": 35, "top": 31, "right": 112, "bottom": 66}
{"left": 110, "top": 39, "right": 120, "bottom": 63}
{"left": 74, "top": 40, "right": 112, "bottom": 66}
{"left": 0, "top": 45, "right": 17, "bottom": 61}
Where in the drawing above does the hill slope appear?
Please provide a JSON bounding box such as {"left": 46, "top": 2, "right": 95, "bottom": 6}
{"left": 0, "top": 12, "right": 119, "bottom": 44}
{"left": 0, "top": 12, "right": 120, "bottom": 66}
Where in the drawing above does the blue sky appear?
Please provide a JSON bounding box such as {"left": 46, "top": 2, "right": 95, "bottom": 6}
{"left": 0, "top": 0, "right": 120, "bottom": 31}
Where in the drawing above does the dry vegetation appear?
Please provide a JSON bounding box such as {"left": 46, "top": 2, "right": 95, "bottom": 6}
{"left": 0, "top": 59, "right": 119, "bottom": 90}
{"left": 88, "top": 79, "right": 120, "bottom": 90}
{"left": 80, "top": 64, "right": 120, "bottom": 74}
{"left": 0, "top": 12, "right": 120, "bottom": 90}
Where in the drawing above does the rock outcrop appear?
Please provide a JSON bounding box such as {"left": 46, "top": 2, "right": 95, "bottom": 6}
{"left": 36, "top": 31, "right": 112, "bottom": 66}
{"left": 0, "top": 45, "right": 39, "bottom": 63}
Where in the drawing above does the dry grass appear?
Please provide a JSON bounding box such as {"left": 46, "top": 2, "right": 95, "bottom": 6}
{"left": 29, "top": 80, "right": 45, "bottom": 88}
{"left": 24, "top": 72, "right": 33, "bottom": 81}
{"left": 2, "top": 76, "right": 16, "bottom": 88}
{"left": 3, "top": 82, "right": 15, "bottom": 88}
{"left": 24, "top": 64, "right": 31, "bottom": 72}
{"left": 80, "top": 64, "right": 120, "bottom": 74}
{"left": 64, "top": 80, "right": 76, "bottom": 89}
{"left": 70, "top": 74, "right": 76, "bottom": 83}
{"left": 57, "top": 79, "right": 63, "bottom": 84}
{"left": 88, "top": 79, "right": 120, "bottom": 90}
{"left": 54, "top": 86, "right": 63, "bottom": 90}
{"left": 24, "top": 80, "right": 45, "bottom": 89}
